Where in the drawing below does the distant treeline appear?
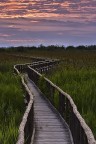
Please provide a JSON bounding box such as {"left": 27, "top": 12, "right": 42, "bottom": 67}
{"left": 0, "top": 45, "right": 96, "bottom": 52}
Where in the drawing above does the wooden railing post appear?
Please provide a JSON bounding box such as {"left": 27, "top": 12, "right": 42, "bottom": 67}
{"left": 59, "top": 93, "right": 66, "bottom": 117}
{"left": 47, "top": 81, "right": 50, "bottom": 98}
{"left": 69, "top": 106, "right": 74, "bottom": 140}
{"left": 50, "top": 85, "right": 55, "bottom": 105}
{"left": 65, "top": 98, "right": 70, "bottom": 125}
{"left": 24, "top": 103, "right": 34, "bottom": 144}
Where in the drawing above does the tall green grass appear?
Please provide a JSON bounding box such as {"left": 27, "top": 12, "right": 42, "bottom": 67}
{"left": 1, "top": 50, "right": 96, "bottom": 139}
{"left": 0, "top": 53, "right": 28, "bottom": 144}
{"left": 10, "top": 50, "right": 96, "bottom": 138}
{"left": 47, "top": 65, "right": 96, "bottom": 138}
{"left": 22, "top": 49, "right": 96, "bottom": 138}
{"left": 0, "top": 72, "right": 24, "bottom": 144}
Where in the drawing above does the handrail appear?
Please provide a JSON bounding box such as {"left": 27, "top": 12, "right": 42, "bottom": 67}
{"left": 14, "top": 65, "right": 35, "bottom": 144}
{"left": 14, "top": 58, "right": 96, "bottom": 144}
{"left": 27, "top": 65, "right": 96, "bottom": 144}
{"left": 13, "top": 59, "right": 58, "bottom": 144}
{"left": 15, "top": 60, "right": 58, "bottom": 73}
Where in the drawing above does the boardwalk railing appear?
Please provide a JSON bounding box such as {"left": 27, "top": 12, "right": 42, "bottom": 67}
{"left": 13, "top": 59, "right": 59, "bottom": 144}
{"left": 14, "top": 58, "right": 96, "bottom": 144}
{"left": 14, "top": 65, "right": 35, "bottom": 144}
{"left": 26, "top": 64, "right": 96, "bottom": 144}
{"left": 15, "top": 60, "right": 59, "bottom": 73}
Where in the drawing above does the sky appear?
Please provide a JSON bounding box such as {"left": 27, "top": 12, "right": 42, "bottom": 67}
{"left": 0, "top": 0, "right": 96, "bottom": 47}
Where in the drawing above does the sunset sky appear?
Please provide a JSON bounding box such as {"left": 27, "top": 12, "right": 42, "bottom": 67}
{"left": 0, "top": 0, "right": 96, "bottom": 47}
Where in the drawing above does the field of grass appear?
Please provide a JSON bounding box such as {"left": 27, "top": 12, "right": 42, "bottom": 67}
{"left": 1, "top": 50, "right": 96, "bottom": 140}
{"left": 45, "top": 51, "right": 96, "bottom": 138}
{"left": 0, "top": 73, "right": 24, "bottom": 143}
{"left": 9, "top": 50, "right": 96, "bottom": 138}
{"left": 0, "top": 53, "right": 31, "bottom": 144}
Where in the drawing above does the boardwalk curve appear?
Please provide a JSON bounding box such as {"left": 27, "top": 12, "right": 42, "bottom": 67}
{"left": 25, "top": 75, "right": 73, "bottom": 144}
{"left": 13, "top": 55, "right": 96, "bottom": 144}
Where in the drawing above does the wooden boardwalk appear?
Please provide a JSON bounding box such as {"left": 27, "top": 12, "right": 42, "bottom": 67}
{"left": 25, "top": 75, "right": 73, "bottom": 144}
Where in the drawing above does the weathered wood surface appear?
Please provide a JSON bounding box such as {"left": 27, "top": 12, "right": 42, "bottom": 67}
{"left": 14, "top": 59, "right": 96, "bottom": 144}
{"left": 28, "top": 66, "right": 96, "bottom": 144}
{"left": 25, "top": 75, "right": 73, "bottom": 144}
{"left": 14, "top": 66, "right": 35, "bottom": 144}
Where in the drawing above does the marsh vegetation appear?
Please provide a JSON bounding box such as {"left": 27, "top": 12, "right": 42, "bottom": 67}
{"left": 0, "top": 53, "right": 31, "bottom": 144}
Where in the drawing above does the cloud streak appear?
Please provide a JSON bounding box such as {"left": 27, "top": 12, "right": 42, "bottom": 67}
{"left": 0, "top": 0, "right": 96, "bottom": 46}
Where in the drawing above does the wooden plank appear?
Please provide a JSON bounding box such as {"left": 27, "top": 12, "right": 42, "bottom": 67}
{"left": 34, "top": 139, "right": 70, "bottom": 142}
{"left": 26, "top": 77, "right": 73, "bottom": 144}
{"left": 34, "top": 141, "right": 71, "bottom": 144}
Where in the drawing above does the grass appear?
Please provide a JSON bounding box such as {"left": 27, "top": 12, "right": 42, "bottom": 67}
{"left": 47, "top": 60, "right": 96, "bottom": 138}
{"left": 1, "top": 50, "right": 96, "bottom": 139}
{"left": 0, "top": 72, "right": 24, "bottom": 144}
{"left": 0, "top": 53, "right": 31, "bottom": 144}
{"left": 15, "top": 49, "right": 96, "bottom": 138}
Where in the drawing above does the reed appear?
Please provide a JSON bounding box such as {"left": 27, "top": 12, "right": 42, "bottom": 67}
{"left": 47, "top": 61, "right": 96, "bottom": 138}
{"left": 0, "top": 53, "right": 29, "bottom": 143}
